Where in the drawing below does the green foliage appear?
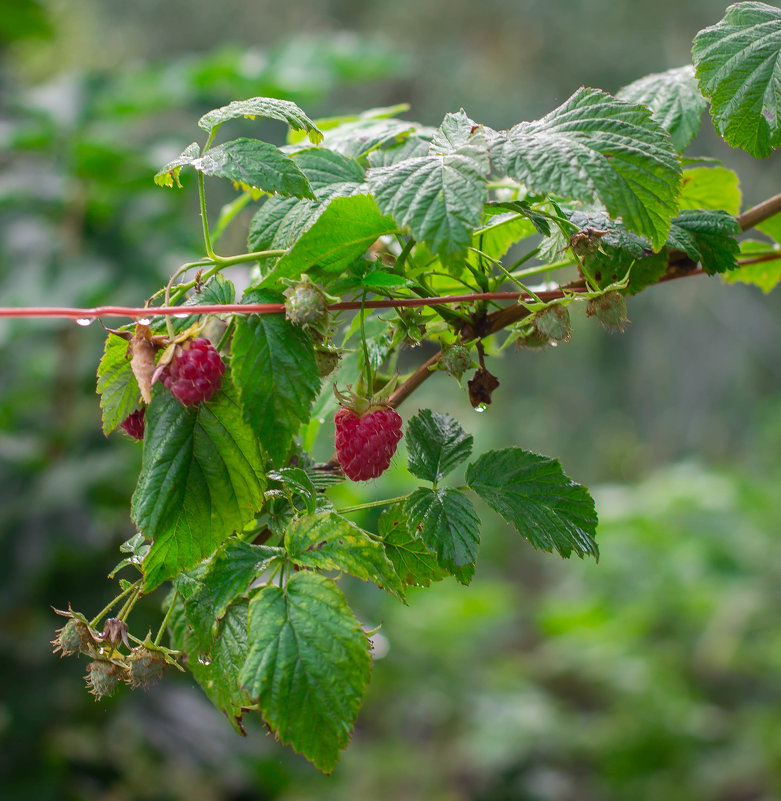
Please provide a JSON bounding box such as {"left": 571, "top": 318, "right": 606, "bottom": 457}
{"left": 466, "top": 448, "right": 599, "bottom": 559}
{"left": 240, "top": 571, "right": 372, "bottom": 773}
{"left": 693, "top": 1, "right": 781, "bottom": 158}
{"left": 36, "top": 0, "right": 781, "bottom": 775}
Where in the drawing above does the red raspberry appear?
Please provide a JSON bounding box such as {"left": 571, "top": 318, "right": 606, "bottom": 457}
{"left": 120, "top": 408, "right": 145, "bottom": 440}
{"left": 334, "top": 406, "right": 403, "bottom": 481}
{"left": 160, "top": 338, "right": 225, "bottom": 406}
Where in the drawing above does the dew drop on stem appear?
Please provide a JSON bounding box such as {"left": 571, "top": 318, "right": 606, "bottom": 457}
{"left": 75, "top": 318, "right": 94, "bottom": 327}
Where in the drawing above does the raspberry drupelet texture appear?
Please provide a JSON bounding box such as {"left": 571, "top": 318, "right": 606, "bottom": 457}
{"left": 334, "top": 406, "right": 403, "bottom": 481}
{"left": 120, "top": 408, "right": 145, "bottom": 440}
{"left": 161, "top": 338, "right": 225, "bottom": 406}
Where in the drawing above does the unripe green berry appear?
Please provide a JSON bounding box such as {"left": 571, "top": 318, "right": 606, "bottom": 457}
{"left": 534, "top": 306, "right": 572, "bottom": 342}
{"left": 126, "top": 647, "right": 166, "bottom": 689}
{"left": 53, "top": 619, "right": 93, "bottom": 657}
{"left": 284, "top": 278, "right": 328, "bottom": 328}
{"left": 440, "top": 344, "right": 472, "bottom": 380}
{"left": 85, "top": 660, "right": 123, "bottom": 699}
{"left": 586, "top": 291, "right": 629, "bottom": 333}
{"left": 517, "top": 327, "right": 552, "bottom": 349}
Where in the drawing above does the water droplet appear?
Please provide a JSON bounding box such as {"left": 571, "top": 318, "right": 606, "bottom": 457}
{"left": 98, "top": 647, "right": 105, "bottom": 655}
{"left": 197, "top": 655, "right": 211, "bottom": 666}
{"left": 135, "top": 317, "right": 152, "bottom": 326}
{"left": 75, "top": 318, "right": 93, "bottom": 327}
{"left": 173, "top": 312, "right": 190, "bottom": 319}
{"left": 473, "top": 403, "right": 488, "bottom": 413}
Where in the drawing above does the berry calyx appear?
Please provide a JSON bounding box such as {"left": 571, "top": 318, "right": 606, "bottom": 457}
{"left": 334, "top": 401, "right": 403, "bottom": 482}
{"left": 120, "top": 408, "right": 145, "bottom": 440}
{"left": 85, "top": 660, "right": 124, "bottom": 699}
{"left": 587, "top": 291, "right": 629, "bottom": 333}
{"left": 160, "top": 337, "right": 225, "bottom": 406}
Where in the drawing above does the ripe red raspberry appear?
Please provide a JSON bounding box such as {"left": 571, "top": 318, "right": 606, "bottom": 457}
{"left": 160, "top": 338, "right": 225, "bottom": 406}
{"left": 334, "top": 406, "right": 403, "bottom": 481}
{"left": 120, "top": 408, "right": 145, "bottom": 440}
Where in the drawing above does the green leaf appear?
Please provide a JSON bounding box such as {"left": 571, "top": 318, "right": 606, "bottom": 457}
{"left": 617, "top": 65, "right": 708, "bottom": 152}
{"left": 360, "top": 271, "right": 413, "bottom": 291}
{"left": 154, "top": 142, "right": 200, "bottom": 188}
{"left": 246, "top": 148, "right": 366, "bottom": 259}
{"left": 131, "top": 375, "right": 267, "bottom": 591}
{"left": 314, "top": 117, "right": 419, "bottom": 160}
{"left": 240, "top": 571, "right": 371, "bottom": 773}
{"left": 285, "top": 512, "right": 405, "bottom": 600}
{"left": 166, "top": 275, "right": 237, "bottom": 333}
{"left": 181, "top": 539, "right": 283, "bottom": 653}
{"left": 679, "top": 167, "right": 742, "bottom": 214}
{"left": 405, "top": 487, "right": 480, "bottom": 572}
{"left": 693, "top": 2, "right": 781, "bottom": 158}
{"left": 367, "top": 112, "right": 490, "bottom": 263}
{"left": 96, "top": 333, "right": 139, "bottom": 436}
{"left": 231, "top": 289, "right": 320, "bottom": 465}
{"left": 198, "top": 96, "right": 324, "bottom": 142}
{"left": 188, "top": 600, "right": 253, "bottom": 734}
{"left": 666, "top": 209, "right": 741, "bottom": 274}
{"left": 264, "top": 194, "right": 397, "bottom": 285}
{"left": 190, "top": 139, "right": 314, "bottom": 199}
{"left": 270, "top": 467, "right": 317, "bottom": 514}
{"left": 378, "top": 503, "right": 445, "bottom": 587}
{"left": 492, "top": 88, "right": 682, "bottom": 250}
{"left": 722, "top": 238, "right": 781, "bottom": 292}
{"left": 466, "top": 447, "right": 598, "bottom": 559}
{"left": 406, "top": 409, "right": 473, "bottom": 484}
{"left": 758, "top": 210, "right": 781, "bottom": 244}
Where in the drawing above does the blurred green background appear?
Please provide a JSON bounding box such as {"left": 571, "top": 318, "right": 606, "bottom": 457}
{"left": 3, "top": 1, "right": 781, "bottom": 798}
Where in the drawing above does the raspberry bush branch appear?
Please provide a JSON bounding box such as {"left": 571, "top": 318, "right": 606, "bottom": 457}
{"left": 48, "top": 2, "right": 781, "bottom": 773}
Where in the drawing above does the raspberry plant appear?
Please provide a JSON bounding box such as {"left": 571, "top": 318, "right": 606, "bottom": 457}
{"left": 43, "top": 2, "right": 781, "bottom": 773}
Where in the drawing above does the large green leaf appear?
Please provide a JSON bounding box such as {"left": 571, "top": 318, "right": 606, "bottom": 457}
{"left": 693, "top": 2, "right": 781, "bottom": 158}
{"left": 190, "top": 139, "right": 314, "bottom": 199}
{"left": 492, "top": 88, "right": 682, "bottom": 250}
{"left": 679, "top": 167, "right": 742, "bottom": 214}
{"left": 198, "top": 96, "right": 324, "bottom": 142}
{"left": 131, "top": 377, "right": 267, "bottom": 591}
{"left": 284, "top": 512, "right": 405, "bottom": 600}
{"left": 367, "top": 111, "right": 490, "bottom": 263}
{"left": 264, "top": 194, "right": 397, "bottom": 284}
{"left": 246, "top": 148, "right": 366, "bottom": 255}
{"left": 188, "top": 600, "right": 253, "bottom": 734}
{"left": 405, "top": 409, "right": 473, "bottom": 484}
{"left": 231, "top": 289, "right": 320, "bottom": 465}
{"left": 617, "top": 65, "right": 708, "bottom": 153}
{"left": 405, "top": 487, "right": 480, "bottom": 572}
{"left": 378, "top": 504, "right": 445, "bottom": 588}
{"left": 96, "top": 333, "right": 139, "bottom": 435}
{"left": 239, "top": 571, "right": 371, "bottom": 773}
{"left": 181, "top": 539, "right": 284, "bottom": 653}
{"left": 722, "top": 238, "right": 781, "bottom": 292}
{"left": 466, "top": 448, "right": 598, "bottom": 559}
{"left": 666, "top": 209, "right": 741, "bottom": 274}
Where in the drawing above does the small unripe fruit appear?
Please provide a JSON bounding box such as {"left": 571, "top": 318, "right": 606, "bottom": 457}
{"left": 284, "top": 278, "right": 329, "bottom": 328}
{"left": 587, "top": 291, "right": 629, "bottom": 333}
{"left": 126, "top": 647, "right": 166, "bottom": 689}
{"left": 534, "top": 306, "right": 572, "bottom": 342}
{"left": 517, "top": 327, "right": 551, "bottom": 349}
{"left": 85, "top": 660, "right": 123, "bottom": 699}
{"left": 52, "top": 619, "right": 93, "bottom": 657}
{"left": 440, "top": 344, "right": 472, "bottom": 381}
